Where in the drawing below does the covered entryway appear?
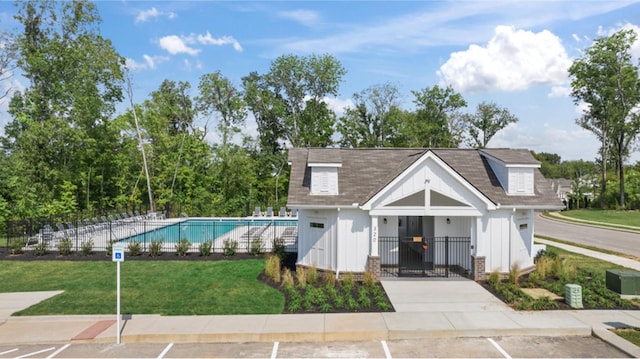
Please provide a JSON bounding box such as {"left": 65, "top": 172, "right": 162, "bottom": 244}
{"left": 381, "top": 236, "right": 471, "bottom": 278}
{"left": 379, "top": 215, "right": 472, "bottom": 278}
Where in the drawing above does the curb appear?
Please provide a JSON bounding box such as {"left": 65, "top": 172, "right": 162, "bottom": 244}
{"left": 592, "top": 328, "right": 640, "bottom": 358}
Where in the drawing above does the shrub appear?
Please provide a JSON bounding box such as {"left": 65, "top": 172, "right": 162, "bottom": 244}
{"left": 175, "top": 238, "right": 191, "bottom": 257}
{"left": 324, "top": 271, "right": 336, "bottom": 288}
{"left": 81, "top": 239, "right": 93, "bottom": 256}
{"left": 362, "top": 270, "right": 376, "bottom": 287}
{"left": 33, "top": 241, "right": 48, "bottom": 256}
{"left": 57, "top": 238, "right": 73, "bottom": 255}
{"left": 358, "top": 287, "right": 371, "bottom": 308}
{"left": 128, "top": 241, "right": 141, "bottom": 256}
{"left": 296, "top": 267, "right": 307, "bottom": 289}
{"left": 525, "top": 271, "right": 541, "bottom": 286}
{"left": 535, "top": 256, "right": 551, "bottom": 279}
{"left": 8, "top": 238, "right": 26, "bottom": 255}
{"left": 264, "top": 255, "right": 281, "bottom": 283}
{"left": 149, "top": 240, "right": 163, "bottom": 257}
{"left": 557, "top": 262, "right": 578, "bottom": 282}
{"left": 306, "top": 266, "right": 318, "bottom": 285}
{"left": 223, "top": 239, "right": 238, "bottom": 256}
{"left": 198, "top": 241, "right": 212, "bottom": 256}
{"left": 345, "top": 293, "right": 358, "bottom": 310}
{"left": 105, "top": 240, "right": 114, "bottom": 257}
{"left": 281, "top": 268, "right": 294, "bottom": 287}
{"left": 342, "top": 273, "right": 355, "bottom": 291}
{"left": 272, "top": 238, "right": 286, "bottom": 260}
{"left": 508, "top": 263, "right": 521, "bottom": 286}
{"left": 249, "top": 237, "right": 264, "bottom": 256}
{"left": 488, "top": 271, "right": 500, "bottom": 288}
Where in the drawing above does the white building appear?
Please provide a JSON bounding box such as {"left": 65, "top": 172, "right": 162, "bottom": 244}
{"left": 286, "top": 148, "right": 564, "bottom": 280}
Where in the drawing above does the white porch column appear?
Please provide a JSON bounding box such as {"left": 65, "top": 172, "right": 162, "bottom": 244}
{"left": 472, "top": 216, "right": 483, "bottom": 255}
{"left": 424, "top": 177, "right": 431, "bottom": 214}
{"left": 371, "top": 215, "right": 379, "bottom": 256}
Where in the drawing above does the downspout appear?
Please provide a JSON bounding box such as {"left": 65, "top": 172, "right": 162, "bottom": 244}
{"left": 509, "top": 207, "right": 515, "bottom": 268}
{"left": 335, "top": 207, "right": 340, "bottom": 279}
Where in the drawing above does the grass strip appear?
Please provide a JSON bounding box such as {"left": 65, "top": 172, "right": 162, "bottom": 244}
{"left": 613, "top": 328, "right": 640, "bottom": 347}
{"left": 534, "top": 234, "right": 634, "bottom": 258}
{"left": 543, "top": 211, "right": 640, "bottom": 232}
{"left": 555, "top": 209, "right": 640, "bottom": 227}
{"left": 0, "top": 259, "right": 284, "bottom": 316}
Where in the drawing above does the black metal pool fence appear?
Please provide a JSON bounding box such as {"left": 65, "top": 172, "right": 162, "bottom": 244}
{"left": 5, "top": 214, "right": 298, "bottom": 255}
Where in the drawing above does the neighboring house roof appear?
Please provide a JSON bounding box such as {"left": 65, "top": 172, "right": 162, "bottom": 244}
{"left": 287, "top": 147, "right": 564, "bottom": 209}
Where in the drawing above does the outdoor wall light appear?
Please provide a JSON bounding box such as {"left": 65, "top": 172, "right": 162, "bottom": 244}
{"left": 383, "top": 218, "right": 387, "bottom": 224}
{"left": 446, "top": 218, "right": 451, "bottom": 224}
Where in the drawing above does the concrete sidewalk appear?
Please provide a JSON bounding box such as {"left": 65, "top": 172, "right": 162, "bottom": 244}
{"left": 1, "top": 287, "right": 640, "bottom": 357}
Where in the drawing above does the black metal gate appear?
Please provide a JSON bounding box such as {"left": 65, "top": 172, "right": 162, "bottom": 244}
{"left": 379, "top": 236, "right": 471, "bottom": 278}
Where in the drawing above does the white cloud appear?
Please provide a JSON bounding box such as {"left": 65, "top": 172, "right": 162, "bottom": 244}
{"left": 549, "top": 85, "right": 571, "bottom": 98}
{"left": 323, "top": 97, "right": 354, "bottom": 118}
{"left": 125, "top": 55, "right": 169, "bottom": 71}
{"left": 490, "top": 122, "right": 599, "bottom": 161}
{"left": 278, "top": 10, "right": 320, "bottom": 27}
{"left": 437, "top": 25, "right": 572, "bottom": 93}
{"left": 197, "top": 32, "right": 243, "bottom": 52}
{"left": 159, "top": 35, "right": 200, "bottom": 56}
{"left": 135, "top": 7, "right": 177, "bottom": 23}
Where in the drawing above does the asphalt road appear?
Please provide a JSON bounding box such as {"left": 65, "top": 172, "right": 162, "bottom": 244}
{"left": 534, "top": 214, "right": 640, "bottom": 258}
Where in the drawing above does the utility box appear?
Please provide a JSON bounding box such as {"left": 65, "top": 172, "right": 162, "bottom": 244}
{"left": 565, "top": 284, "right": 583, "bottom": 309}
{"left": 606, "top": 269, "right": 640, "bottom": 299}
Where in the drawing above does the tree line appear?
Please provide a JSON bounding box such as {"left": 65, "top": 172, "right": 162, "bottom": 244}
{"left": 0, "top": 1, "right": 639, "bottom": 228}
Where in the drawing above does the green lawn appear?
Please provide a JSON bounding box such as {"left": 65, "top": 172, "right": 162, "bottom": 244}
{"left": 558, "top": 209, "right": 640, "bottom": 227}
{"left": 613, "top": 328, "right": 640, "bottom": 347}
{"left": 0, "top": 259, "right": 284, "bottom": 316}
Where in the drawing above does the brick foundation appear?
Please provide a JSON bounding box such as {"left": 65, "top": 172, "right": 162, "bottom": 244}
{"left": 367, "top": 255, "right": 381, "bottom": 280}
{"left": 472, "top": 255, "right": 486, "bottom": 281}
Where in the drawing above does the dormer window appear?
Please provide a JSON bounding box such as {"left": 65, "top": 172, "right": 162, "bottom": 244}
{"left": 509, "top": 168, "right": 534, "bottom": 195}
{"left": 311, "top": 166, "right": 339, "bottom": 195}
{"left": 480, "top": 149, "right": 539, "bottom": 196}
{"left": 308, "top": 149, "right": 341, "bottom": 195}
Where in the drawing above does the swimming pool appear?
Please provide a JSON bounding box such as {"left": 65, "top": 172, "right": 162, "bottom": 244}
{"left": 123, "top": 218, "right": 298, "bottom": 244}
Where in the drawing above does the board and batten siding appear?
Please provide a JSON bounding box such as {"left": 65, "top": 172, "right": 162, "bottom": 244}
{"left": 481, "top": 210, "right": 535, "bottom": 273}
{"left": 297, "top": 209, "right": 337, "bottom": 270}
{"left": 336, "top": 208, "right": 370, "bottom": 272}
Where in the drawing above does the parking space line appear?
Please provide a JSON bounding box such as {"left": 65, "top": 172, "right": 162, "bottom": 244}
{"left": 271, "top": 341, "right": 279, "bottom": 359}
{"left": 0, "top": 348, "right": 18, "bottom": 356}
{"left": 157, "top": 343, "right": 173, "bottom": 359}
{"left": 487, "top": 338, "right": 511, "bottom": 359}
{"left": 15, "top": 347, "right": 55, "bottom": 359}
{"left": 47, "top": 344, "right": 70, "bottom": 359}
{"left": 381, "top": 340, "right": 392, "bottom": 359}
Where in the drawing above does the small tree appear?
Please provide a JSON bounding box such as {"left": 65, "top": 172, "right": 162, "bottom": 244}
{"left": 463, "top": 101, "right": 518, "bottom": 149}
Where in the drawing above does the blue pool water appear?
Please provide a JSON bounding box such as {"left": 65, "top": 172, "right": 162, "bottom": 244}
{"left": 124, "top": 218, "right": 297, "bottom": 244}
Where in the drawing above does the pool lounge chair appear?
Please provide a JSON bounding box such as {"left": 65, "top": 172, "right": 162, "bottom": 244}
{"left": 253, "top": 207, "right": 261, "bottom": 217}
{"left": 266, "top": 207, "right": 273, "bottom": 217}
{"left": 279, "top": 207, "right": 286, "bottom": 217}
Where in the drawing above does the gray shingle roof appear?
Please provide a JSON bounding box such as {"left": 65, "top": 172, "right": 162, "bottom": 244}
{"left": 287, "top": 147, "right": 563, "bottom": 209}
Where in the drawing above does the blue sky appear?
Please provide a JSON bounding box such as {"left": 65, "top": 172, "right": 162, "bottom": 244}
{"left": 1, "top": 1, "right": 640, "bottom": 162}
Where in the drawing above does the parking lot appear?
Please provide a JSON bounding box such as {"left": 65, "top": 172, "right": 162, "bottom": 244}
{"left": 0, "top": 336, "right": 630, "bottom": 358}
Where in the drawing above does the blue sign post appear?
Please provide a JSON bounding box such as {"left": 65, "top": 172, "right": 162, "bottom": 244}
{"left": 112, "top": 244, "right": 124, "bottom": 344}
